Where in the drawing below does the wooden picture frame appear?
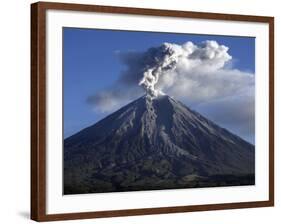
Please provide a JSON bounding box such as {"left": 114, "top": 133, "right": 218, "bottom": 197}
{"left": 31, "top": 1, "right": 274, "bottom": 221}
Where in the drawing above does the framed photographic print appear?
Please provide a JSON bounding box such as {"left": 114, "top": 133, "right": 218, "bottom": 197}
{"left": 31, "top": 1, "right": 274, "bottom": 221}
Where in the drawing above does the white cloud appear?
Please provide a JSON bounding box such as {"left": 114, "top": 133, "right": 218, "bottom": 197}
{"left": 87, "top": 86, "right": 143, "bottom": 113}
{"left": 159, "top": 68, "right": 254, "bottom": 105}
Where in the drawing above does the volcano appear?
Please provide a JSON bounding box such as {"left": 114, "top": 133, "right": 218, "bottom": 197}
{"left": 64, "top": 95, "right": 254, "bottom": 194}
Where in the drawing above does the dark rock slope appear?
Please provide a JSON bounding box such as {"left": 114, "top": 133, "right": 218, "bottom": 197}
{"left": 64, "top": 95, "right": 254, "bottom": 194}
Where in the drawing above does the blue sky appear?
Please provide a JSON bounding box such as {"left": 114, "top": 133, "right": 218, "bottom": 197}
{"left": 63, "top": 27, "right": 255, "bottom": 142}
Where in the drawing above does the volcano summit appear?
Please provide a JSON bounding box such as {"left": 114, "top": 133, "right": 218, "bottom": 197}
{"left": 64, "top": 95, "right": 254, "bottom": 194}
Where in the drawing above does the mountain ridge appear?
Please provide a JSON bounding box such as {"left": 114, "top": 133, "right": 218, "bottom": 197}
{"left": 64, "top": 94, "right": 254, "bottom": 194}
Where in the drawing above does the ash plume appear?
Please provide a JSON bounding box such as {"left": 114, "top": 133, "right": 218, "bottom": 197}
{"left": 138, "top": 41, "right": 232, "bottom": 99}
